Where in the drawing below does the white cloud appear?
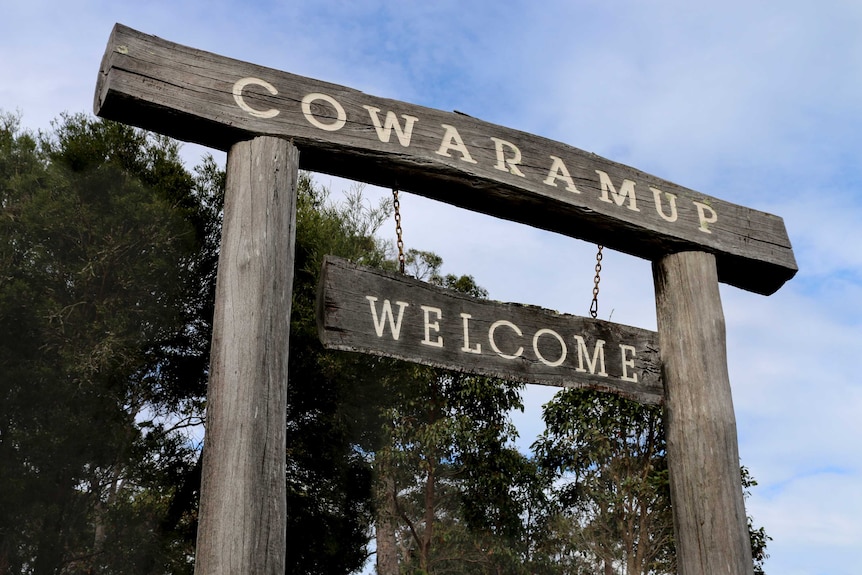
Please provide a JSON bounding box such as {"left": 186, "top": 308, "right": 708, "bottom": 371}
{"left": 780, "top": 194, "right": 862, "bottom": 281}
{"left": 723, "top": 282, "right": 862, "bottom": 574}
{"left": 749, "top": 470, "right": 862, "bottom": 575}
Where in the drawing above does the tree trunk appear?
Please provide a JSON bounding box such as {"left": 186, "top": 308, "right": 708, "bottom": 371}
{"left": 420, "top": 459, "right": 435, "bottom": 573}
{"left": 375, "top": 455, "right": 400, "bottom": 575}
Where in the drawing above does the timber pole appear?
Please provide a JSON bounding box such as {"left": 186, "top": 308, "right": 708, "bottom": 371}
{"left": 653, "top": 251, "right": 753, "bottom": 575}
{"left": 195, "top": 137, "right": 298, "bottom": 574}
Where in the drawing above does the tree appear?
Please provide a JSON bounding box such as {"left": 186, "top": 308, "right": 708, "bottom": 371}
{"left": 371, "top": 250, "right": 531, "bottom": 575}
{"left": 533, "top": 388, "right": 770, "bottom": 575}
{"left": 1, "top": 110, "right": 770, "bottom": 574}
{"left": 742, "top": 466, "right": 772, "bottom": 575}
{"left": 286, "top": 179, "right": 393, "bottom": 575}
{"left": 283, "top": 197, "right": 533, "bottom": 574}
{"left": 0, "top": 112, "right": 406, "bottom": 573}
{"left": 533, "top": 390, "right": 672, "bottom": 575}
{"left": 0, "top": 111, "right": 219, "bottom": 573}
{"left": 2, "top": 111, "right": 419, "bottom": 574}
{"left": 376, "top": 367, "right": 527, "bottom": 575}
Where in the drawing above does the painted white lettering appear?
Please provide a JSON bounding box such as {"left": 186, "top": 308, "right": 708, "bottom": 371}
{"left": 436, "top": 124, "right": 478, "bottom": 164}
{"left": 233, "top": 77, "right": 279, "bottom": 119}
{"left": 460, "top": 313, "right": 482, "bottom": 354}
{"left": 619, "top": 344, "right": 638, "bottom": 382}
{"left": 490, "top": 137, "right": 525, "bottom": 177}
{"left": 420, "top": 306, "right": 444, "bottom": 348}
{"left": 365, "top": 296, "right": 409, "bottom": 340}
{"left": 573, "top": 335, "right": 608, "bottom": 376}
{"left": 362, "top": 105, "right": 418, "bottom": 147}
{"left": 596, "top": 170, "right": 640, "bottom": 212}
{"left": 651, "top": 187, "right": 678, "bottom": 223}
{"left": 543, "top": 155, "right": 580, "bottom": 193}
{"left": 532, "top": 328, "right": 567, "bottom": 367}
{"left": 693, "top": 200, "right": 718, "bottom": 233}
{"left": 488, "top": 320, "right": 523, "bottom": 360}
{"left": 301, "top": 93, "right": 347, "bottom": 132}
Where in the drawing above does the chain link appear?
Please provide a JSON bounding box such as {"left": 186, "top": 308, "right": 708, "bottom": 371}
{"left": 393, "top": 188, "right": 405, "bottom": 274}
{"left": 590, "top": 245, "right": 603, "bottom": 319}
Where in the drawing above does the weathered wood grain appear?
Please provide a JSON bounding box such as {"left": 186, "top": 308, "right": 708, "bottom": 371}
{"left": 318, "top": 256, "right": 663, "bottom": 404}
{"left": 195, "top": 137, "right": 298, "bottom": 574}
{"left": 653, "top": 252, "right": 754, "bottom": 575}
{"left": 94, "top": 24, "right": 796, "bottom": 296}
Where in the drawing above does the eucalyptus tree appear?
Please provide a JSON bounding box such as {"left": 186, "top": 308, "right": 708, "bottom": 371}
{"left": 533, "top": 388, "right": 770, "bottom": 575}
{"left": 368, "top": 250, "right": 535, "bottom": 575}
{"left": 0, "top": 111, "right": 220, "bottom": 573}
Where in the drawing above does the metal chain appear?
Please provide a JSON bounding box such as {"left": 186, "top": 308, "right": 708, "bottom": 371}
{"left": 392, "top": 188, "right": 405, "bottom": 274}
{"left": 590, "top": 245, "right": 603, "bottom": 319}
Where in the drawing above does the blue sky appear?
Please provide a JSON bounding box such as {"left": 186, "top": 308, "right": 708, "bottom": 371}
{"left": 3, "top": 1, "right": 861, "bottom": 573}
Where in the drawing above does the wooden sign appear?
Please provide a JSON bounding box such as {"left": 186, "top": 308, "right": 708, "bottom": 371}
{"left": 95, "top": 24, "right": 796, "bottom": 296}
{"left": 318, "top": 256, "right": 662, "bottom": 404}
{"left": 94, "top": 25, "right": 792, "bottom": 575}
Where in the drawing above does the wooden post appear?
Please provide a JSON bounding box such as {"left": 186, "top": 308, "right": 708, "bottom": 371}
{"left": 653, "top": 251, "right": 753, "bottom": 575}
{"left": 194, "top": 136, "right": 298, "bottom": 574}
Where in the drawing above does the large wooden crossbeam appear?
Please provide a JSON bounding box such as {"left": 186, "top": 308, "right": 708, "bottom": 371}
{"left": 95, "top": 24, "right": 795, "bottom": 295}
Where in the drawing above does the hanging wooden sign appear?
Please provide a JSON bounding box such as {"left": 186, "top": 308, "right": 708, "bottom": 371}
{"left": 318, "top": 256, "right": 662, "bottom": 404}
{"left": 94, "top": 24, "right": 796, "bottom": 296}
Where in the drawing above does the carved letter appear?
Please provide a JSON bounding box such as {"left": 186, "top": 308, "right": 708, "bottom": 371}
{"left": 460, "top": 313, "right": 482, "bottom": 354}
{"left": 543, "top": 155, "right": 580, "bottom": 193}
{"left": 420, "top": 306, "right": 444, "bottom": 348}
{"left": 619, "top": 344, "right": 638, "bottom": 382}
{"left": 436, "top": 124, "right": 478, "bottom": 164}
{"left": 363, "top": 105, "right": 418, "bottom": 147}
{"left": 596, "top": 170, "right": 640, "bottom": 212}
{"left": 693, "top": 200, "right": 718, "bottom": 233}
{"left": 301, "top": 92, "right": 347, "bottom": 132}
{"left": 365, "top": 296, "right": 409, "bottom": 340}
{"left": 651, "top": 187, "right": 678, "bottom": 223}
{"left": 573, "top": 335, "right": 608, "bottom": 376}
{"left": 490, "top": 137, "right": 525, "bottom": 177}
{"left": 233, "top": 77, "right": 279, "bottom": 119}
{"left": 532, "top": 328, "right": 567, "bottom": 367}
{"left": 488, "top": 320, "right": 523, "bottom": 360}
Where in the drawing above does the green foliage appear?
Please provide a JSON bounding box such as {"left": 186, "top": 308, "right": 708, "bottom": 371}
{"left": 742, "top": 466, "right": 772, "bottom": 575}
{"left": 0, "top": 110, "right": 771, "bottom": 575}
{"left": 533, "top": 389, "right": 771, "bottom": 575}
{"left": 0, "top": 111, "right": 215, "bottom": 573}
{"left": 367, "top": 250, "right": 530, "bottom": 575}
{"left": 533, "top": 389, "right": 673, "bottom": 574}
{"left": 286, "top": 179, "right": 393, "bottom": 574}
